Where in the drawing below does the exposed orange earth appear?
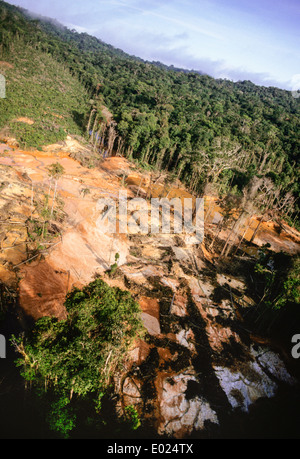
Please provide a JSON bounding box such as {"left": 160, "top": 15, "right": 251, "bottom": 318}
{"left": 0, "top": 136, "right": 299, "bottom": 437}
{"left": 0, "top": 137, "right": 299, "bottom": 323}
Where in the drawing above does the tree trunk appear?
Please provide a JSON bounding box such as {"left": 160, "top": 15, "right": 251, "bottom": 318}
{"left": 50, "top": 180, "right": 58, "bottom": 218}
{"left": 91, "top": 114, "right": 99, "bottom": 143}
{"left": 116, "top": 137, "right": 124, "bottom": 156}
{"left": 223, "top": 218, "right": 243, "bottom": 257}
{"left": 220, "top": 211, "right": 245, "bottom": 258}
{"left": 107, "top": 124, "right": 117, "bottom": 157}
{"left": 173, "top": 153, "right": 182, "bottom": 171}
{"left": 250, "top": 214, "right": 265, "bottom": 243}
{"left": 87, "top": 108, "right": 96, "bottom": 135}
{"left": 232, "top": 220, "right": 251, "bottom": 256}
{"left": 166, "top": 148, "right": 175, "bottom": 169}
{"left": 209, "top": 217, "right": 224, "bottom": 250}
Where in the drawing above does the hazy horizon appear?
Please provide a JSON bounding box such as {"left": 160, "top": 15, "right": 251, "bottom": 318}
{"left": 5, "top": 0, "right": 300, "bottom": 91}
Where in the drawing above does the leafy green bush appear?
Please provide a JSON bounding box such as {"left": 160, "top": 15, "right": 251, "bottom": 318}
{"left": 108, "top": 252, "right": 120, "bottom": 277}
{"left": 247, "top": 249, "right": 300, "bottom": 338}
{"left": 10, "top": 122, "right": 66, "bottom": 149}
{"left": 253, "top": 249, "right": 300, "bottom": 311}
{"left": 124, "top": 405, "right": 141, "bottom": 431}
{"left": 11, "top": 278, "right": 145, "bottom": 437}
{"left": 47, "top": 397, "right": 76, "bottom": 438}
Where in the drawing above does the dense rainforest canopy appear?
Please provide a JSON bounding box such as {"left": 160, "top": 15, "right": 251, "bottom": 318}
{"left": 0, "top": 0, "right": 299, "bottom": 224}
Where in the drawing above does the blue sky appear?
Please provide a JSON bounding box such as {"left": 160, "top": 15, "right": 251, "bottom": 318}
{"left": 7, "top": 0, "right": 300, "bottom": 89}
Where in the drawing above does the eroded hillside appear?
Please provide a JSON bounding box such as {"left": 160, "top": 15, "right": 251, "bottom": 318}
{"left": 0, "top": 136, "right": 299, "bottom": 438}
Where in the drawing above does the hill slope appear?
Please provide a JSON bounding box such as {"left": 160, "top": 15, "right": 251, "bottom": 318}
{"left": 0, "top": 19, "right": 89, "bottom": 147}
{"left": 0, "top": 0, "right": 299, "bottom": 222}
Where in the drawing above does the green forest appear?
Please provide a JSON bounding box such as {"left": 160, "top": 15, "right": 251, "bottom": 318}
{"left": 0, "top": 0, "right": 299, "bottom": 227}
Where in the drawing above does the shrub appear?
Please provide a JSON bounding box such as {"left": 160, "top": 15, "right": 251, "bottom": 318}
{"left": 11, "top": 278, "right": 145, "bottom": 436}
